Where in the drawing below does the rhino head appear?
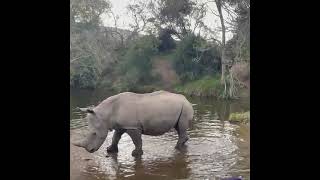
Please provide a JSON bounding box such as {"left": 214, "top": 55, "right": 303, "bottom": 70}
{"left": 72, "top": 107, "right": 109, "bottom": 153}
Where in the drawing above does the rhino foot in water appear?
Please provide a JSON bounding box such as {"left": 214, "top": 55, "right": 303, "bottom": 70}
{"left": 175, "top": 136, "right": 189, "bottom": 150}
{"left": 73, "top": 91, "right": 194, "bottom": 157}
{"left": 131, "top": 149, "right": 143, "bottom": 156}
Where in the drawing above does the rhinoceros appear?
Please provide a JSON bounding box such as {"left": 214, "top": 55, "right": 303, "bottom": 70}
{"left": 73, "top": 90, "right": 194, "bottom": 156}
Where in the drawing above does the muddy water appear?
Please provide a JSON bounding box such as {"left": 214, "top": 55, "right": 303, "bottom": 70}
{"left": 70, "top": 88, "right": 250, "bottom": 180}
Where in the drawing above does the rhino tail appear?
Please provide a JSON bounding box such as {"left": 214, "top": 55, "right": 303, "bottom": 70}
{"left": 174, "top": 103, "right": 184, "bottom": 130}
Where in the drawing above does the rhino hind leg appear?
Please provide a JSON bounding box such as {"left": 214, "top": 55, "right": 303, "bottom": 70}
{"left": 107, "top": 129, "right": 125, "bottom": 153}
{"left": 175, "top": 111, "right": 190, "bottom": 150}
{"left": 175, "top": 127, "right": 189, "bottom": 150}
{"left": 126, "top": 129, "right": 143, "bottom": 157}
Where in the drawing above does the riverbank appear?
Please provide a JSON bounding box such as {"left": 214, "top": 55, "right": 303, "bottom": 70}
{"left": 73, "top": 49, "right": 249, "bottom": 99}
{"left": 75, "top": 78, "right": 250, "bottom": 99}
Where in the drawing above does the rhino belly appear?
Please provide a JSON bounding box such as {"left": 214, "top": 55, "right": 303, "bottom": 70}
{"left": 140, "top": 110, "right": 180, "bottom": 136}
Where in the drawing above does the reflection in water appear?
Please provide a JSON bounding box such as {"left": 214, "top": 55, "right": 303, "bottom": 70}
{"left": 70, "top": 89, "right": 250, "bottom": 179}
{"left": 92, "top": 151, "right": 191, "bottom": 180}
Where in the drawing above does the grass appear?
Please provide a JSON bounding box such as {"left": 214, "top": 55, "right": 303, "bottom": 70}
{"left": 174, "top": 76, "right": 223, "bottom": 97}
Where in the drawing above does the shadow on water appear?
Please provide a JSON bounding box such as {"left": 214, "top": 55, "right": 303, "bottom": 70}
{"left": 70, "top": 88, "right": 250, "bottom": 179}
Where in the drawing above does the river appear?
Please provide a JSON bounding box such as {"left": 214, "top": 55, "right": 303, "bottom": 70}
{"left": 70, "top": 88, "right": 250, "bottom": 180}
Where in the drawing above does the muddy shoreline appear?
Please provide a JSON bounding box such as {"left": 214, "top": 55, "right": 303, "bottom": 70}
{"left": 70, "top": 128, "right": 97, "bottom": 180}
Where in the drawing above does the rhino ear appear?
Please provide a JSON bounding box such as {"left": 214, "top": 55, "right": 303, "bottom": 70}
{"left": 87, "top": 108, "right": 95, "bottom": 114}
{"left": 79, "top": 107, "right": 95, "bottom": 114}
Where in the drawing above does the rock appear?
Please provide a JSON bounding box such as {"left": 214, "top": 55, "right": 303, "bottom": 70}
{"left": 229, "top": 111, "right": 250, "bottom": 124}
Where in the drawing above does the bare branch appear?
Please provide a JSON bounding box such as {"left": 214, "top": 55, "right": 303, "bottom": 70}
{"left": 205, "top": 36, "right": 222, "bottom": 46}
{"left": 70, "top": 54, "right": 92, "bottom": 63}
{"left": 207, "top": 6, "right": 220, "bottom": 17}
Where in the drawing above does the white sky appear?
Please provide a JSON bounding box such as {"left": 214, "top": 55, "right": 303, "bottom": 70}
{"left": 102, "top": 0, "right": 234, "bottom": 41}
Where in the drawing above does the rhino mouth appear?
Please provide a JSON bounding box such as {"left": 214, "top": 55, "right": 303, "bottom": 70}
{"left": 88, "top": 148, "right": 95, "bottom": 153}
{"left": 86, "top": 147, "right": 98, "bottom": 153}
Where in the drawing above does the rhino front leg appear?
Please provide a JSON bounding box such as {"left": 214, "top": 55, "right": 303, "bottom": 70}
{"left": 107, "top": 129, "right": 125, "bottom": 153}
{"left": 126, "top": 129, "right": 143, "bottom": 157}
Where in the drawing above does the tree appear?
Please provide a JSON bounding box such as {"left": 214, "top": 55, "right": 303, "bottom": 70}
{"left": 201, "top": 0, "right": 249, "bottom": 98}
{"left": 227, "top": 0, "right": 250, "bottom": 90}
{"left": 126, "top": 0, "right": 204, "bottom": 40}
{"left": 70, "top": 0, "right": 113, "bottom": 88}
{"left": 158, "top": 28, "right": 176, "bottom": 52}
{"left": 222, "top": 0, "right": 250, "bottom": 98}
{"left": 158, "top": 0, "right": 195, "bottom": 38}
{"left": 126, "top": 1, "right": 150, "bottom": 41}
{"left": 215, "top": 0, "right": 227, "bottom": 82}
{"left": 230, "top": 0, "right": 250, "bottom": 63}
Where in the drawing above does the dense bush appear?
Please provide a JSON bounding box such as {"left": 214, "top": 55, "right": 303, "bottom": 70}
{"left": 70, "top": 57, "right": 100, "bottom": 89}
{"left": 113, "top": 35, "right": 160, "bottom": 91}
{"left": 173, "top": 34, "right": 221, "bottom": 82}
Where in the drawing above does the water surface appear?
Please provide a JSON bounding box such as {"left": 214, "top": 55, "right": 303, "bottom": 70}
{"left": 70, "top": 88, "right": 250, "bottom": 179}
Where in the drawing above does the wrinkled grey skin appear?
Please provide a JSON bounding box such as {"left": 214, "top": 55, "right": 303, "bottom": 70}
{"left": 73, "top": 91, "right": 194, "bottom": 156}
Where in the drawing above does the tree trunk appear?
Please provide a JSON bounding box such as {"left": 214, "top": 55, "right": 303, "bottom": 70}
{"left": 221, "top": 48, "right": 226, "bottom": 82}
{"left": 215, "top": 0, "right": 226, "bottom": 82}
